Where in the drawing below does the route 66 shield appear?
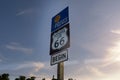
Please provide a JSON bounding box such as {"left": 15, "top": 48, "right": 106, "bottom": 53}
{"left": 50, "top": 23, "right": 70, "bottom": 55}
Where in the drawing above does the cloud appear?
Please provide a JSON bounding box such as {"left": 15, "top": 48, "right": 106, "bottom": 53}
{"left": 16, "top": 8, "right": 36, "bottom": 16}
{"left": 15, "top": 62, "right": 44, "bottom": 72}
{"left": 84, "top": 58, "right": 108, "bottom": 67}
{"left": 86, "top": 66, "right": 105, "bottom": 77}
{"left": 102, "top": 39, "right": 120, "bottom": 71}
{"left": 82, "top": 39, "right": 120, "bottom": 79}
{"left": 16, "top": 11, "right": 25, "bottom": 16}
{"left": 0, "top": 59, "right": 2, "bottom": 62}
{"left": 103, "top": 35, "right": 120, "bottom": 64}
{"left": 0, "top": 53, "right": 7, "bottom": 63}
{"left": 64, "top": 64, "right": 106, "bottom": 80}
{"left": 65, "top": 60, "right": 79, "bottom": 66}
{"left": 111, "top": 30, "right": 120, "bottom": 34}
{"left": 0, "top": 61, "right": 46, "bottom": 80}
{"left": 5, "top": 42, "right": 33, "bottom": 54}
{"left": 0, "top": 55, "right": 3, "bottom": 62}
{"left": 80, "top": 65, "right": 105, "bottom": 77}
{"left": 10, "top": 42, "right": 20, "bottom": 45}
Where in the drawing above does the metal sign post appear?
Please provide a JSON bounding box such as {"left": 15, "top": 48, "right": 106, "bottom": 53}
{"left": 57, "top": 62, "right": 64, "bottom": 80}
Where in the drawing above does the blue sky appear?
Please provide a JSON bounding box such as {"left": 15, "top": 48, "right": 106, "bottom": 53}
{"left": 1, "top": 0, "right": 120, "bottom": 80}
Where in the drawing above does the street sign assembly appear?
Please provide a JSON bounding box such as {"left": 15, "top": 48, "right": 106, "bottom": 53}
{"left": 50, "top": 7, "right": 70, "bottom": 66}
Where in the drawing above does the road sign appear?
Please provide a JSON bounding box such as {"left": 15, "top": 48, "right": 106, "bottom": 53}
{"left": 51, "top": 49, "right": 68, "bottom": 65}
{"left": 50, "top": 23, "right": 70, "bottom": 55}
{"left": 51, "top": 7, "right": 69, "bottom": 32}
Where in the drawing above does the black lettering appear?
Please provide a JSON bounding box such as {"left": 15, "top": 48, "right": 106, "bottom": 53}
{"left": 58, "top": 53, "right": 66, "bottom": 60}
{"left": 53, "top": 56, "right": 57, "bottom": 62}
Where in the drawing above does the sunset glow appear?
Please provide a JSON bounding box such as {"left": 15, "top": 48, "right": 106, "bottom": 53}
{"left": 1, "top": 0, "right": 120, "bottom": 80}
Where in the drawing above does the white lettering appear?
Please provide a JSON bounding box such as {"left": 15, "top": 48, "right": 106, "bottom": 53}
{"left": 54, "top": 17, "right": 68, "bottom": 29}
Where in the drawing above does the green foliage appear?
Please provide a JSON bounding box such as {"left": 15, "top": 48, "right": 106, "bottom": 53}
{"left": 15, "top": 78, "right": 20, "bottom": 80}
{"left": 19, "top": 76, "right": 26, "bottom": 80}
{"left": 68, "top": 78, "right": 73, "bottom": 80}
{"left": 0, "top": 73, "right": 74, "bottom": 80}
{"left": 15, "top": 76, "right": 36, "bottom": 80}
{"left": 26, "top": 77, "right": 35, "bottom": 80}
{"left": 42, "top": 78, "right": 45, "bottom": 80}
{"left": 0, "top": 73, "right": 9, "bottom": 80}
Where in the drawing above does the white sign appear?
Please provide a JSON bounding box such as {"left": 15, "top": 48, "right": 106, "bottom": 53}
{"left": 50, "top": 24, "right": 70, "bottom": 55}
{"left": 51, "top": 49, "right": 68, "bottom": 65}
{"left": 52, "top": 27, "right": 68, "bottom": 50}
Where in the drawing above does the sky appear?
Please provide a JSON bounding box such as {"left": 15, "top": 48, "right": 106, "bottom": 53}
{"left": 0, "top": 0, "right": 120, "bottom": 80}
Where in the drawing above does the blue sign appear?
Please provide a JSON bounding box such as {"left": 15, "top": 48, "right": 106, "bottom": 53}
{"left": 51, "top": 7, "right": 69, "bottom": 32}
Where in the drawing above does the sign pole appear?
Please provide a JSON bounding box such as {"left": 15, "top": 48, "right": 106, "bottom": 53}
{"left": 57, "top": 62, "right": 64, "bottom": 80}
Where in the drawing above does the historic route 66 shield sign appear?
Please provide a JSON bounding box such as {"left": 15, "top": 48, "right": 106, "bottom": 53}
{"left": 50, "top": 23, "right": 70, "bottom": 55}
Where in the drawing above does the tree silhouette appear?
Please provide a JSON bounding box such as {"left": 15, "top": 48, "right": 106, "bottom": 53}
{"left": 68, "top": 78, "right": 73, "bottom": 80}
{"left": 19, "top": 76, "right": 26, "bottom": 80}
{"left": 30, "top": 77, "right": 35, "bottom": 80}
{"left": 42, "top": 78, "right": 45, "bottom": 80}
{"left": 0, "top": 73, "right": 9, "bottom": 80}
